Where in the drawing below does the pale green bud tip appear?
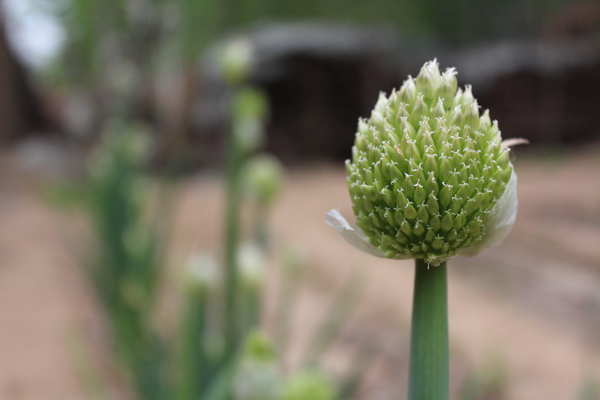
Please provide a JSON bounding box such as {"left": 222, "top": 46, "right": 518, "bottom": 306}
{"left": 220, "top": 37, "right": 254, "bottom": 85}
{"left": 282, "top": 371, "right": 336, "bottom": 400}
{"left": 329, "top": 59, "right": 519, "bottom": 265}
{"left": 243, "top": 154, "right": 284, "bottom": 205}
{"left": 234, "top": 88, "right": 269, "bottom": 154}
{"left": 243, "top": 331, "right": 278, "bottom": 362}
{"left": 183, "top": 253, "right": 219, "bottom": 294}
{"left": 237, "top": 243, "right": 266, "bottom": 290}
{"left": 235, "top": 88, "right": 269, "bottom": 120}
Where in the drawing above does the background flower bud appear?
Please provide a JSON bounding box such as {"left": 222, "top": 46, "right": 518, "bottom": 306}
{"left": 219, "top": 37, "right": 254, "bottom": 86}
{"left": 233, "top": 332, "right": 282, "bottom": 400}
{"left": 243, "top": 154, "right": 284, "bottom": 206}
{"left": 237, "top": 243, "right": 267, "bottom": 292}
{"left": 233, "top": 88, "right": 269, "bottom": 155}
{"left": 183, "top": 252, "right": 219, "bottom": 295}
{"left": 282, "top": 370, "right": 336, "bottom": 400}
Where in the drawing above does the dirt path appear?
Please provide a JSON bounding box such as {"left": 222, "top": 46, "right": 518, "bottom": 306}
{"left": 0, "top": 171, "right": 93, "bottom": 400}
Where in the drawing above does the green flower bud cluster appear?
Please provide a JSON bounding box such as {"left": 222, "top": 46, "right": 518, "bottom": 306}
{"left": 346, "top": 60, "right": 513, "bottom": 264}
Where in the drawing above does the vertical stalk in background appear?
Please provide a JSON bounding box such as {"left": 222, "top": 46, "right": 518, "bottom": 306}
{"left": 224, "top": 119, "right": 242, "bottom": 357}
{"left": 175, "top": 254, "right": 218, "bottom": 400}
{"left": 176, "top": 294, "right": 209, "bottom": 400}
{"left": 408, "top": 259, "right": 449, "bottom": 400}
{"left": 220, "top": 44, "right": 250, "bottom": 360}
{"left": 237, "top": 243, "right": 267, "bottom": 334}
{"left": 219, "top": 37, "right": 265, "bottom": 360}
{"left": 252, "top": 204, "right": 268, "bottom": 250}
{"left": 242, "top": 154, "right": 284, "bottom": 253}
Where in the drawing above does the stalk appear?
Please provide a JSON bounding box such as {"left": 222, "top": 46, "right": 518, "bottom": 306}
{"left": 240, "top": 284, "right": 262, "bottom": 335}
{"left": 224, "top": 124, "right": 242, "bottom": 357}
{"left": 175, "top": 290, "right": 210, "bottom": 400}
{"left": 408, "top": 259, "right": 449, "bottom": 400}
{"left": 252, "top": 204, "right": 269, "bottom": 251}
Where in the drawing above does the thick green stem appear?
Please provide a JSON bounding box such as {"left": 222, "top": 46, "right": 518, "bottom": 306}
{"left": 408, "top": 259, "right": 449, "bottom": 400}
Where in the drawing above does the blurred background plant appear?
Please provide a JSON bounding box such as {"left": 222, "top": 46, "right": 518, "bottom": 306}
{"left": 45, "top": 40, "right": 382, "bottom": 400}
{"left": 84, "top": 122, "right": 169, "bottom": 400}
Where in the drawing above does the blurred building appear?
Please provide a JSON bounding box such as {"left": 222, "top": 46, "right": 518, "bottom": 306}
{"left": 0, "top": 12, "right": 47, "bottom": 142}
{"left": 195, "top": 20, "right": 600, "bottom": 165}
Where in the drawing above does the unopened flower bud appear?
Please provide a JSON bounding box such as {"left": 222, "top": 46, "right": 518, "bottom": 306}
{"left": 243, "top": 154, "right": 284, "bottom": 206}
{"left": 183, "top": 252, "right": 219, "bottom": 295}
{"left": 220, "top": 37, "right": 254, "bottom": 86}
{"left": 238, "top": 243, "right": 267, "bottom": 291}
{"left": 327, "top": 60, "right": 520, "bottom": 265}
{"left": 233, "top": 88, "right": 269, "bottom": 154}
{"left": 282, "top": 370, "right": 336, "bottom": 400}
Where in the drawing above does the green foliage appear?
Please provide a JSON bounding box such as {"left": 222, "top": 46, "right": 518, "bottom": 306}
{"left": 54, "top": 35, "right": 376, "bottom": 400}
{"left": 282, "top": 370, "right": 336, "bottom": 400}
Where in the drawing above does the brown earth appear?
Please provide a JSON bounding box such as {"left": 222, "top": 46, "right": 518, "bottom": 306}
{"left": 1, "top": 145, "right": 600, "bottom": 400}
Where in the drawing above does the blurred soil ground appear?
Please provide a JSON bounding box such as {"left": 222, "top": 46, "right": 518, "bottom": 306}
{"left": 1, "top": 145, "right": 600, "bottom": 399}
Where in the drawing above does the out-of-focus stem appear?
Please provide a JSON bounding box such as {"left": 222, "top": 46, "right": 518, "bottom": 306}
{"left": 252, "top": 204, "right": 269, "bottom": 251}
{"left": 240, "top": 287, "right": 262, "bottom": 335}
{"left": 408, "top": 259, "right": 449, "bottom": 400}
{"left": 224, "top": 125, "right": 242, "bottom": 358}
{"left": 176, "top": 290, "right": 209, "bottom": 400}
